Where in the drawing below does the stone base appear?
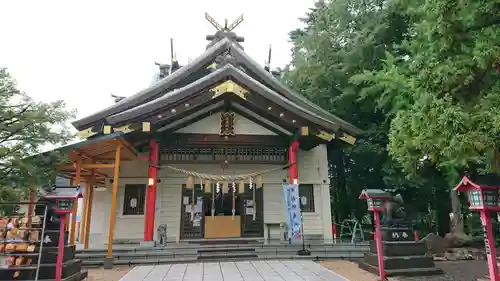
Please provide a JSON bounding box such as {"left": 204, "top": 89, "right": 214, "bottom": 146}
{"left": 358, "top": 261, "right": 443, "bottom": 277}
{"left": 103, "top": 257, "right": 114, "bottom": 269}
{"left": 357, "top": 227, "right": 443, "bottom": 277}
{"left": 364, "top": 252, "right": 434, "bottom": 270}
{"left": 370, "top": 241, "right": 427, "bottom": 256}
{"left": 381, "top": 227, "right": 414, "bottom": 242}
{"left": 140, "top": 240, "right": 156, "bottom": 248}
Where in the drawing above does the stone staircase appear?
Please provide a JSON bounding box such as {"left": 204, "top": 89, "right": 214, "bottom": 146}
{"left": 76, "top": 242, "right": 369, "bottom": 267}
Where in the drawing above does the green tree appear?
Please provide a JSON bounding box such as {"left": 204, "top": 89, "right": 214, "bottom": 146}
{"left": 284, "top": 0, "right": 428, "bottom": 226}
{"left": 0, "top": 68, "right": 75, "bottom": 198}
{"left": 352, "top": 0, "right": 500, "bottom": 235}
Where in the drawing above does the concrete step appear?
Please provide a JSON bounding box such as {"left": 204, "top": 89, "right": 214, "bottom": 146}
{"left": 198, "top": 247, "right": 256, "bottom": 253}
{"left": 76, "top": 240, "right": 368, "bottom": 253}
{"left": 81, "top": 253, "right": 366, "bottom": 268}
{"left": 198, "top": 252, "right": 259, "bottom": 260}
{"left": 76, "top": 244, "right": 369, "bottom": 254}
{"left": 359, "top": 262, "right": 443, "bottom": 277}
{"left": 76, "top": 247, "right": 367, "bottom": 261}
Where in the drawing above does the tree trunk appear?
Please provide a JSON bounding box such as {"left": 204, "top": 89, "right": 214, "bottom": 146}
{"left": 450, "top": 189, "right": 464, "bottom": 234}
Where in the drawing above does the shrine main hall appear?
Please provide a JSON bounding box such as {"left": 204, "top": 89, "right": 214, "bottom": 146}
{"left": 52, "top": 14, "right": 361, "bottom": 254}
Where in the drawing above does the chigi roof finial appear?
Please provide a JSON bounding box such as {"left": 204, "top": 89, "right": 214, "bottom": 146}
{"left": 205, "top": 13, "right": 245, "bottom": 49}
{"left": 205, "top": 13, "right": 243, "bottom": 32}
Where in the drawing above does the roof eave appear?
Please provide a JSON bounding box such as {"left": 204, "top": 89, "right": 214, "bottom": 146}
{"left": 71, "top": 38, "right": 233, "bottom": 130}
{"left": 229, "top": 43, "right": 362, "bottom": 136}
{"left": 106, "top": 64, "right": 340, "bottom": 133}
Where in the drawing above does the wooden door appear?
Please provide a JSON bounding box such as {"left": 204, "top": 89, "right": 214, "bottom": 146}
{"left": 179, "top": 184, "right": 205, "bottom": 239}
{"left": 240, "top": 184, "right": 264, "bottom": 237}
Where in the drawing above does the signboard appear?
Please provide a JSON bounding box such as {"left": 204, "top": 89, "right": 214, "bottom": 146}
{"left": 283, "top": 184, "right": 302, "bottom": 238}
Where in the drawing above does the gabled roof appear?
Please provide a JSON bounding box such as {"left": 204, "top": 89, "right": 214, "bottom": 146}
{"left": 72, "top": 36, "right": 362, "bottom": 136}
{"left": 229, "top": 46, "right": 361, "bottom": 135}
{"left": 105, "top": 64, "right": 340, "bottom": 133}
{"left": 72, "top": 38, "right": 233, "bottom": 129}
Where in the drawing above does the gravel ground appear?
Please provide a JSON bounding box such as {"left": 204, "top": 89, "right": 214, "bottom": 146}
{"left": 321, "top": 260, "right": 387, "bottom": 281}
{"left": 398, "top": 261, "right": 489, "bottom": 281}
{"left": 86, "top": 266, "right": 132, "bottom": 281}
{"left": 321, "top": 260, "right": 490, "bottom": 281}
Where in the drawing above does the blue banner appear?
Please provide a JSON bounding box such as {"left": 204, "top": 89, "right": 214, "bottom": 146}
{"left": 283, "top": 184, "right": 302, "bottom": 237}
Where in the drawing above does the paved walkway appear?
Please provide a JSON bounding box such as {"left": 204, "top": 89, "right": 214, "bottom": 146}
{"left": 119, "top": 260, "right": 349, "bottom": 281}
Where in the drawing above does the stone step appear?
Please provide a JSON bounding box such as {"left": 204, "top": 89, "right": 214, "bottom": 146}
{"left": 364, "top": 253, "right": 434, "bottom": 270}
{"left": 81, "top": 253, "right": 365, "bottom": 268}
{"left": 76, "top": 246, "right": 369, "bottom": 259}
{"left": 197, "top": 252, "right": 259, "bottom": 260}
{"left": 359, "top": 262, "right": 443, "bottom": 277}
{"left": 37, "top": 271, "right": 88, "bottom": 281}
{"left": 198, "top": 247, "right": 256, "bottom": 253}
{"left": 76, "top": 241, "right": 368, "bottom": 253}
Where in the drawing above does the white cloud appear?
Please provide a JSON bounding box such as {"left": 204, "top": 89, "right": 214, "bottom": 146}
{"left": 0, "top": 0, "right": 315, "bottom": 121}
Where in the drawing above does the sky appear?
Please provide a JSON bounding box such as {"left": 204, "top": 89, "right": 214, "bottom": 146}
{"left": 0, "top": 0, "right": 316, "bottom": 122}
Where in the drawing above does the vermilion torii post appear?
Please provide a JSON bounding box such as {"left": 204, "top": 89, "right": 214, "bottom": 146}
{"left": 288, "top": 139, "right": 299, "bottom": 184}
{"left": 144, "top": 139, "right": 159, "bottom": 243}
{"left": 455, "top": 176, "right": 500, "bottom": 281}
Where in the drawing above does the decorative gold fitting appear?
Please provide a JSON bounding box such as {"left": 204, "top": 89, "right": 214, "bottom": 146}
{"left": 211, "top": 80, "right": 248, "bottom": 100}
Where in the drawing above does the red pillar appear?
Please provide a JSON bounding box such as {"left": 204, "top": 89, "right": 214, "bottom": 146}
{"left": 144, "top": 139, "right": 159, "bottom": 242}
{"left": 480, "top": 211, "right": 499, "bottom": 281}
{"left": 289, "top": 140, "right": 299, "bottom": 184}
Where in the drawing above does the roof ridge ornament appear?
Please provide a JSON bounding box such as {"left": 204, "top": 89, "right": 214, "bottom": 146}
{"left": 205, "top": 13, "right": 244, "bottom": 32}
{"left": 205, "top": 13, "right": 245, "bottom": 49}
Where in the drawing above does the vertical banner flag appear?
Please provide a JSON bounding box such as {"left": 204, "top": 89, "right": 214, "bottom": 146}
{"left": 283, "top": 184, "right": 302, "bottom": 237}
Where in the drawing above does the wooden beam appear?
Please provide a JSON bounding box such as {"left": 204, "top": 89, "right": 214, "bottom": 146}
{"left": 240, "top": 93, "right": 322, "bottom": 133}
{"left": 70, "top": 157, "right": 82, "bottom": 246}
{"left": 118, "top": 91, "right": 218, "bottom": 134}
{"left": 158, "top": 133, "right": 289, "bottom": 148}
{"left": 84, "top": 173, "right": 95, "bottom": 249}
{"left": 82, "top": 163, "right": 114, "bottom": 169}
{"left": 316, "top": 130, "right": 334, "bottom": 141}
{"left": 61, "top": 163, "right": 114, "bottom": 169}
{"left": 337, "top": 132, "right": 356, "bottom": 145}
{"left": 77, "top": 126, "right": 98, "bottom": 139}
{"left": 66, "top": 179, "right": 74, "bottom": 232}
{"left": 79, "top": 181, "right": 90, "bottom": 243}
{"left": 301, "top": 126, "right": 309, "bottom": 136}
{"left": 107, "top": 143, "right": 122, "bottom": 261}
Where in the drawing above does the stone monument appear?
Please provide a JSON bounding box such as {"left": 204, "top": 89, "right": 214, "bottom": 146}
{"left": 359, "top": 193, "right": 443, "bottom": 277}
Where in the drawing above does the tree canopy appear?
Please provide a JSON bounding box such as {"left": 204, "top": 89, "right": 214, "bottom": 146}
{"left": 0, "top": 68, "right": 75, "bottom": 193}
{"left": 284, "top": 0, "right": 500, "bottom": 235}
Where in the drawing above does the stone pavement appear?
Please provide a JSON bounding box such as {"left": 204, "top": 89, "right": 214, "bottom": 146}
{"left": 119, "top": 260, "right": 349, "bottom": 281}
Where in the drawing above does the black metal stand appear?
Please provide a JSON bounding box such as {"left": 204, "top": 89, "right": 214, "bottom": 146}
{"left": 297, "top": 211, "right": 310, "bottom": 256}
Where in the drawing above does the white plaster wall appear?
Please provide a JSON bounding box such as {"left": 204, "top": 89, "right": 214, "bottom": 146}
{"left": 89, "top": 144, "right": 332, "bottom": 244}
{"left": 87, "top": 112, "right": 331, "bottom": 244}
{"left": 175, "top": 112, "right": 277, "bottom": 135}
